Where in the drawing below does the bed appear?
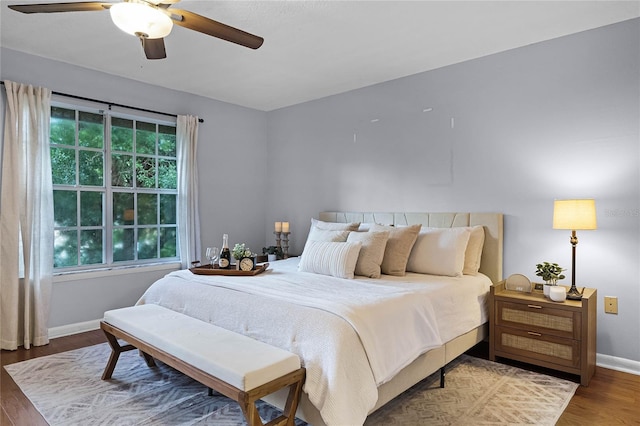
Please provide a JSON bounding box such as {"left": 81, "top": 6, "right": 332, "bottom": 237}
{"left": 137, "top": 211, "right": 503, "bottom": 425}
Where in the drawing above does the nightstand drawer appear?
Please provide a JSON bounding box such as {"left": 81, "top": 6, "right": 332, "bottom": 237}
{"left": 496, "top": 300, "right": 581, "bottom": 339}
{"left": 494, "top": 326, "right": 581, "bottom": 369}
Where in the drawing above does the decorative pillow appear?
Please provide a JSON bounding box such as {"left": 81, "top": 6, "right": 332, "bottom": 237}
{"left": 406, "top": 227, "right": 472, "bottom": 277}
{"left": 357, "top": 223, "right": 374, "bottom": 232}
{"left": 298, "top": 241, "right": 362, "bottom": 279}
{"left": 370, "top": 224, "right": 421, "bottom": 276}
{"left": 346, "top": 231, "right": 390, "bottom": 278}
{"left": 311, "top": 218, "right": 360, "bottom": 231}
{"left": 307, "top": 227, "right": 350, "bottom": 242}
{"left": 463, "top": 225, "right": 485, "bottom": 275}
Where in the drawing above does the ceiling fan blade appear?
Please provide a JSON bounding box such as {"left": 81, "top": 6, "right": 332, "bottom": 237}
{"left": 141, "top": 37, "right": 167, "bottom": 60}
{"left": 169, "top": 8, "right": 263, "bottom": 50}
{"left": 157, "top": 0, "right": 181, "bottom": 7}
{"left": 8, "top": 2, "right": 110, "bottom": 14}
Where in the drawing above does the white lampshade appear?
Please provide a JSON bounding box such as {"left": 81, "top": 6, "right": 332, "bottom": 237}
{"left": 110, "top": 2, "right": 173, "bottom": 39}
{"left": 553, "top": 199, "right": 597, "bottom": 230}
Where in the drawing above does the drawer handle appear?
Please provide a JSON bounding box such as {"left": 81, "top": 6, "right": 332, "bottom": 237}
{"left": 527, "top": 331, "right": 542, "bottom": 337}
{"left": 527, "top": 304, "right": 543, "bottom": 309}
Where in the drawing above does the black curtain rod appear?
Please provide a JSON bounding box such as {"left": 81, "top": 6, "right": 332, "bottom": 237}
{"left": 0, "top": 80, "right": 204, "bottom": 123}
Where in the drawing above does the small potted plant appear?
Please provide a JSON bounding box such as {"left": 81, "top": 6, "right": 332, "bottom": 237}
{"left": 535, "top": 261, "right": 566, "bottom": 296}
{"left": 262, "top": 245, "right": 283, "bottom": 262}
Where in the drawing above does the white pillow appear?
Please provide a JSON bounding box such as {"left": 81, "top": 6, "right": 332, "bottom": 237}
{"left": 298, "top": 241, "right": 362, "bottom": 279}
{"left": 347, "top": 231, "right": 389, "bottom": 278}
{"left": 463, "top": 225, "right": 485, "bottom": 275}
{"left": 406, "top": 227, "right": 472, "bottom": 277}
{"left": 311, "top": 218, "right": 360, "bottom": 231}
{"left": 307, "top": 227, "right": 350, "bottom": 242}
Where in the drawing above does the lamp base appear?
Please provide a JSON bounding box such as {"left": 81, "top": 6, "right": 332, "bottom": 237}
{"left": 566, "top": 286, "right": 583, "bottom": 300}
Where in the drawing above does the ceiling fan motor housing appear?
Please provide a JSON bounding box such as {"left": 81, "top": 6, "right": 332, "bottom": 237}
{"left": 110, "top": 1, "right": 173, "bottom": 39}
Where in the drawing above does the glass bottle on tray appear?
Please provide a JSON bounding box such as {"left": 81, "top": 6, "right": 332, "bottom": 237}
{"left": 219, "top": 234, "right": 231, "bottom": 269}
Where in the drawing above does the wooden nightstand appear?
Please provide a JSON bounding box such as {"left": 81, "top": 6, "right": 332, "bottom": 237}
{"left": 489, "top": 281, "right": 597, "bottom": 386}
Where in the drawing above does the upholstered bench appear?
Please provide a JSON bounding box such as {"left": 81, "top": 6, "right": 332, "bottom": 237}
{"left": 100, "top": 304, "right": 305, "bottom": 426}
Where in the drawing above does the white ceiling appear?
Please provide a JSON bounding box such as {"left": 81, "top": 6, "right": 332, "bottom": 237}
{"left": 1, "top": 1, "right": 639, "bottom": 111}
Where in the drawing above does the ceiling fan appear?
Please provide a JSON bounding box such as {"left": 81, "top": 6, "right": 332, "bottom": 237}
{"left": 8, "top": 0, "right": 264, "bottom": 60}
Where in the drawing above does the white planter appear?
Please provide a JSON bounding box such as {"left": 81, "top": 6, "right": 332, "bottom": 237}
{"left": 267, "top": 254, "right": 277, "bottom": 262}
{"left": 549, "top": 286, "right": 567, "bottom": 302}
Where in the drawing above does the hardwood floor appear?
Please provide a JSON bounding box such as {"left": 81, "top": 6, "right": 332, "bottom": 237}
{"left": 1, "top": 330, "right": 639, "bottom": 425}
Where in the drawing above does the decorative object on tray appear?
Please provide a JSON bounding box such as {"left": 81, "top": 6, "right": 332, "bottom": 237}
{"left": 535, "top": 261, "right": 565, "bottom": 297}
{"left": 189, "top": 262, "right": 269, "bottom": 276}
{"left": 552, "top": 198, "right": 597, "bottom": 300}
{"left": 205, "top": 247, "right": 219, "bottom": 267}
{"left": 219, "top": 234, "right": 231, "bottom": 269}
{"left": 232, "top": 243, "right": 256, "bottom": 271}
{"left": 262, "top": 245, "right": 283, "bottom": 262}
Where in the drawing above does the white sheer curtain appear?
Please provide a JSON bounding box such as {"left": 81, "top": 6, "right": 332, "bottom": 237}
{"left": 0, "top": 81, "right": 54, "bottom": 350}
{"left": 176, "top": 115, "right": 201, "bottom": 268}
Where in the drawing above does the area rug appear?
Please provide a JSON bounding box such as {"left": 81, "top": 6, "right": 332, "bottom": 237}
{"left": 5, "top": 343, "right": 578, "bottom": 425}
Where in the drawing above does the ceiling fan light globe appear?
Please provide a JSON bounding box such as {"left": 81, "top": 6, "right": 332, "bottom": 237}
{"left": 110, "top": 2, "right": 173, "bottom": 39}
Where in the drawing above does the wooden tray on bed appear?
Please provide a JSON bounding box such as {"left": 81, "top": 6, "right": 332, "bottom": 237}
{"left": 189, "top": 263, "right": 269, "bottom": 276}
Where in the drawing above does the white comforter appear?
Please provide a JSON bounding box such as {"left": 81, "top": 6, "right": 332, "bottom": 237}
{"left": 137, "top": 258, "right": 491, "bottom": 425}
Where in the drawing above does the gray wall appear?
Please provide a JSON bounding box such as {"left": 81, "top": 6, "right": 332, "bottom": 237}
{"left": 266, "top": 19, "right": 640, "bottom": 362}
{"left": 0, "top": 48, "right": 269, "bottom": 328}
{"left": 1, "top": 18, "right": 638, "bottom": 363}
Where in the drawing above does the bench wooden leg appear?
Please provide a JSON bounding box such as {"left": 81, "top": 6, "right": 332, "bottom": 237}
{"left": 140, "top": 350, "right": 156, "bottom": 368}
{"left": 101, "top": 323, "right": 152, "bottom": 380}
{"left": 281, "top": 377, "right": 305, "bottom": 425}
{"left": 240, "top": 401, "right": 263, "bottom": 426}
{"left": 238, "top": 369, "right": 305, "bottom": 426}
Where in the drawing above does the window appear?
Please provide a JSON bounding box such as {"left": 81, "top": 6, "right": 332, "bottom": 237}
{"left": 50, "top": 105, "right": 179, "bottom": 271}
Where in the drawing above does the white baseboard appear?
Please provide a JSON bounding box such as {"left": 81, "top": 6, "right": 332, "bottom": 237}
{"left": 48, "top": 319, "right": 101, "bottom": 339}
{"left": 50, "top": 320, "right": 640, "bottom": 377}
{"left": 597, "top": 353, "right": 640, "bottom": 376}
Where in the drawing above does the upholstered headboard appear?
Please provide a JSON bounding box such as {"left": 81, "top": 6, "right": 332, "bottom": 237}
{"left": 318, "top": 212, "right": 503, "bottom": 283}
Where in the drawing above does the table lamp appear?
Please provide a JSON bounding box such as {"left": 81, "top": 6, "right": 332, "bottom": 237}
{"left": 552, "top": 199, "right": 597, "bottom": 300}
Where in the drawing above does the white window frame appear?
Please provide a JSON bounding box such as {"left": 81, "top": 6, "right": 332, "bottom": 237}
{"left": 51, "top": 100, "right": 180, "bottom": 273}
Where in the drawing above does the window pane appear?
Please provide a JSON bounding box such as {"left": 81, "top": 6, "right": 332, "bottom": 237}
{"left": 81, "top": 191, "right": 103, "bottom": 226}
{"left": 136, "top": 156, "right": 156, "bottom": 188}
{"left": 160, "top": 227, "right": 177, "bottom": 258}
{"left": 158, "top": 159, "right": 177, "bottom": 189}
{"left": 112, "top": 117, "right": 133, "bottom": 152}
{"left": 138, "top": 228, "right": 158, "bottom": 259}
{"left": 138, "top": 193, "right": 157, "bottom": 225}
{"left": 79, "top": 150, "right": 104, "bottom": 186}
{"left": 80, "top": 229, "right": 103, "bottom": 265}
{"left": 52, "top": 105, "right": 178, "bottom": 270}
{"left": 113, "top": 192, "right": 134, "bottom": 226}
{"left": 160, "top": 194, "right": 176, "bottom": 224}
{"left": 136, "top": 121, "right": 156, "bottom": 155}
{"left": 50, "top": 107, "right": 76, "bottom": 146}
{"left": 158, "top": 125, "right": 176, "bottom": 156}
{"left": 112, "top": 153, "right": 133, "bottom": 187}
{"left": 113, "top": 228, "right": 135, "bottom": 261}
{"left": 53, "top": 190, "right": 77, "bottom": 227}
{"left": 78, "top": 111, "right": 103, "bottom": 148}
{"left": 54, "top": 230, "right": 78, "bottom": 267}
{"left": 51, "top": 147, "right": 76, "bottom": 185}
